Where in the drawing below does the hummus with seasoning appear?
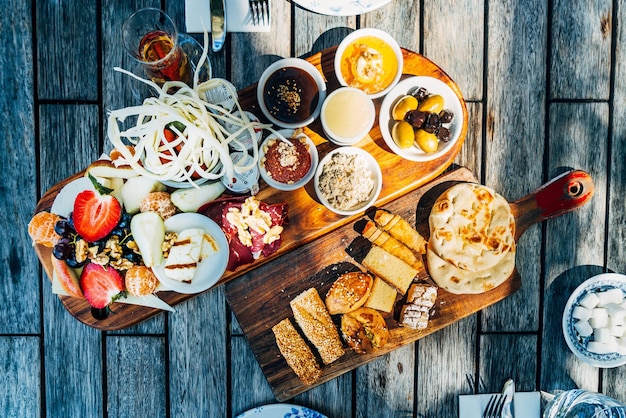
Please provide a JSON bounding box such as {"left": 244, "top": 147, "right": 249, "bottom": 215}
{"left": 339, "top": 35, "right": 399, "bottom": 95}
{"left": 261, "top": 134, "right": 312, "bottom": 184}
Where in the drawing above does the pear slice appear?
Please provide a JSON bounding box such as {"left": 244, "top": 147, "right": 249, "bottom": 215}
{"left": 121, "top": 176, "right": 167, "bottom": 214}
{"left": 130, "top": 212, "right": 165, "bottom": 267}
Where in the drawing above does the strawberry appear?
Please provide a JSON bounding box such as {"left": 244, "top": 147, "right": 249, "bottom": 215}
{"left": 80, "top": 263, "right": 125, "bottom": 309}
{"left": 73, "top": 175, "right": 121, "bottom": 242}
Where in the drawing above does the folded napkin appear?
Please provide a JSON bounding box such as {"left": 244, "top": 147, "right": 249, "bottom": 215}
{"left": 185, "top": 0, "right": 271, "bottom": 34}
{"left": 458, "top": 391, "right": 541, "bottom": 418}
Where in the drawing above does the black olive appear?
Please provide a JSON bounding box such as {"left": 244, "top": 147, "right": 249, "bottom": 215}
{"left": 413, "top": 87, "right": 428, "bottom": 101}
{"left": 439, "top": 109, "right": 454, "bottom": 124}
{"left": 405, "top": 110, "right": 427, "bottom": 128}
{"left": 437, "top": 127, "right": 451, "bottom": 142}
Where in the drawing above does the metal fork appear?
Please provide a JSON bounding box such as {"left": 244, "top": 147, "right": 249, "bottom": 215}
{"left": 482, "top": 393, "right": 506, "bottom": 418}
{"left": 249, "top": 0, "right": 270, "bottom": 26}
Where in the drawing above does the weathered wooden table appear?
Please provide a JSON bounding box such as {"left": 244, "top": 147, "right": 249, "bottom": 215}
{"left": 2, "top": 0, "right": 626, "bottom": 417}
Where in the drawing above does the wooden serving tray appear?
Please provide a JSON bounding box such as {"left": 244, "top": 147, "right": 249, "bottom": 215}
{"left": 33, "top": 47, "right": 468, "bottom": 330}
{"left": 224, "top": 167, "right": 595, "bottom": 401}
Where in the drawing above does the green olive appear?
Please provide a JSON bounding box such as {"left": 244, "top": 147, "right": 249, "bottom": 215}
{"left": 391, "top": 95, "right": 418, "bottom": 121}
{"left": 415, "top": 129, "right": 439, "bottom": 153}
{"left": 417, "top": 94, "right": 444, "bottom": 113}
{"left": 392, "top": 121, "right": 415, "bottom": 149}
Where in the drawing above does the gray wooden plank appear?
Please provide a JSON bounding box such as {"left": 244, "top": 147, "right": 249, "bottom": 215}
{"left": 605, "top": 0, "right": 626, "bottom": 404}
{"left": 416, "top": 317, "right": 477, "bottom": 417}
{"left": 0, "top": 337, "right": 40, "bottom": 418}
{"left": 550, "top": 0, "right": 612, "bottom": 99}
{"left": 293, "top": 373, "right": 353, "bottom": 417}
{"left": 38, "top": 104, "right": 105, "bottom": 418}
{"left": 1, "top": 0, "right": 39, "bottom": 335}
{"left": 541, "top": 102, "right": 609, "bottom": 393}
{"left": 36, "top": 0, "right": 98, "bottom": 100}
{"left": 293, "top": 10, "right": 355, "bottom": 58}
{"left": 454, "top": 102, "right": 483, "bottom": 178}
{"left": 480, "top": 334, "right": 538, "bottom": 392}
{"left": 362, "top": 1, "right": 419, "bottom": 53}
{"left": 423, "top": 0, "right": 483, "bottom": 101}
{"left": 231, "top": 335, "right": 276, "bottom": 416}
{"left": 482, "top": 0, "right": 548, "bottom": 332}
{"left": 106, "top": 336, "right": 167, "bottom": 417}
{"left": 168, "top": 286, "right": 228, "bottom": 417}
{"left": 355, "top": 346, "right": 414, "bottom": 418}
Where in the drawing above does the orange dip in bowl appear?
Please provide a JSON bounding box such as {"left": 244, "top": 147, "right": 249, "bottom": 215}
{"left": 338, "top": 35, "right": 399, "bottom": 95}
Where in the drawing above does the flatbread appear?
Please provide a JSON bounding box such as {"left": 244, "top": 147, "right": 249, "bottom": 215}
{"left": 426, "top": 243, "right": 515, "bottom": 294}
{"left": 428, "top": 183, "right": 515, "bottom": 272}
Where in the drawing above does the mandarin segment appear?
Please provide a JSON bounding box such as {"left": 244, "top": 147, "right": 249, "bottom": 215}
{"left": 28, "top": 211, "right": 62, "bottom": 247}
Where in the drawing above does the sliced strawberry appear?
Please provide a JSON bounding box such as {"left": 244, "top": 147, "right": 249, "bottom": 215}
{"left": 73, "top": 189, "right": 121, "bottom": 242}
{"left": 80, "top": 263, "right": 125, "bottom": 309}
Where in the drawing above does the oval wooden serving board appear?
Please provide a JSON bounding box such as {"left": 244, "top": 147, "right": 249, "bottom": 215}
{"left": 224, "top": 167, "right": 594, "bottom": 401}
{"left": 33, "top": 47, "right": 467, "bottom": 330}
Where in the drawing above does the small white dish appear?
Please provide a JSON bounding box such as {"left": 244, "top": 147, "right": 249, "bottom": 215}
{"left": 320, "top": 87, "right": 375, "bottom": 145}
{"left": 292, "top": 0, "right": 391, "bottom": 16}
{"left": 257, "top": 58, "right": 327, "bottom": 129}
{"left": 379, "top": 76, "right": 464, "bottom": 162}
{"left": 314, "top": 147, "right": 382, "bottom": 216}
{"left": 152, "top": 213, "right": 229, "bottom": 294}
{"left": 258, "top": 129, "right": 318, "bottom": 191}
{"left": 334, "top": 28, "right": 403, "bottom": 99}
{"left": 458, "top": 392, "right": 541, "bottom": 418}
{"left": 562, "top": 273, "right": 626, "bottom": 368}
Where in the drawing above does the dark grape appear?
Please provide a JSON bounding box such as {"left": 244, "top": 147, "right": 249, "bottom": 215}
{"left": 52, "top": 242, "right": 72, "bottom": 260}
{"left": 54, "top": 220, "right": 74, "bottom": 237}
{"left": 91, "top": 307, "right": 109, "bottom": 320}
{"left": 66, "top": 256, "right": 86, "bottom": 268}
{"left": 124, "top": 252, "right": 142, "bottom": 264}
{"left": 118, "top": 212, "right": 132, "bottom": 229}
{"left": 57, "top": 237, "right": 72, "bottom": 246}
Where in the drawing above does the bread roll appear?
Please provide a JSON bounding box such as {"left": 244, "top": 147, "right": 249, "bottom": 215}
{"left": 290, "top": 288, "right": 345, "bottom": 364}
{"left": 400, "top": 284, "right": 438, "bottom": 330}
{"left": 325, "top": 272, "right": 373, "bottom": 315}
{"left": 272, "top": 318, "right": 322, "bottom": 385}
{"left": 370, "top": 208, "right": 427, "bottom": 255}
{"left": 341, "top": 307, "right": 389, "bottom": 354}
{"left": 355, "top": 219, "right": 425, "bottom": 273}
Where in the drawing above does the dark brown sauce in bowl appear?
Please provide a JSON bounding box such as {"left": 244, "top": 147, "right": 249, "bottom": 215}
{"left": 263, "top": 67, "right": 320, "bottom": 124}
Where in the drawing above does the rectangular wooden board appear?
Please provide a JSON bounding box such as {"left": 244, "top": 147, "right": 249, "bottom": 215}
{"left": 224, "top": 166, "right": 522, "bottom": 401}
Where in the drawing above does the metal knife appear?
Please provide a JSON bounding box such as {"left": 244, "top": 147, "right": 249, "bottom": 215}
{"left": 501, "top": 379, "right": 515, "bottom": 418}
{"left": 210, "top": 0, "right": 226, "bottom": 52}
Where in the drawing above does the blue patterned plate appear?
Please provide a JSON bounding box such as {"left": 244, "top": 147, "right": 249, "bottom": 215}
{"left": 562, "top": 273, "right": 626, "bottom": 368}
{"left": 235, "top": 403, "right": 327, "bottom": 418}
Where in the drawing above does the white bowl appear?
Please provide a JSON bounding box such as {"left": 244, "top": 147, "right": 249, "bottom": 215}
{"left": 258, "top": 129, "right": 318, "bottom": 191}
{"left": 320, "top": 87, "right": 375, "bottom": 146}
{"left": 334, "top": 28, "right": 403, "bottom": 99}
{"left": 151, "top": 213, "right": 229, "bottom": 294}
{"left": 562, "top": 273, "right": 626, "bottom": 368}
{"left": 379, "top": 76, "right": 464, "bottom": 162}
{"left": 257, "top": 58, "right": 327, "bottom": 129}
{"left": 314, "top": 147, "right": 382, "bottom": 216}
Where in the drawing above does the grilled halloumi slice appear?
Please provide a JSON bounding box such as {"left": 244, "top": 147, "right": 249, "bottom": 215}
{"left": 164, "top": 228, "right": 205, "bottom": 283}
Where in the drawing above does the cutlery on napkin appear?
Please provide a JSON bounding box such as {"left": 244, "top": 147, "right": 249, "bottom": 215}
{"left": 185, "top": 0, "right": 271, "bottom": 34}
{"left": 458, "top": 391, "right": 540, "bottom": 418}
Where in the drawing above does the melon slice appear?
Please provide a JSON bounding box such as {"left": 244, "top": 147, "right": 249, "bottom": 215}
{"left": 50, "top": 254, "right": 84, "bottom": 299}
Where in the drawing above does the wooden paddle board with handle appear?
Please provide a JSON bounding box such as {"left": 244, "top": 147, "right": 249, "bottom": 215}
{"left": 224, "top": 166, "right": 594, "bottom": 401}
{"left": 32, "top": 47, "right": 468, "bottom": 330}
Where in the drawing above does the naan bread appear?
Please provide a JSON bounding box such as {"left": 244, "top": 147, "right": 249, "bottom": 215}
{"left": 428, "top": 183, "right": 515, "bottom": 272}
{"left": 426, "top": 243, "right": 515, "bottom": 294}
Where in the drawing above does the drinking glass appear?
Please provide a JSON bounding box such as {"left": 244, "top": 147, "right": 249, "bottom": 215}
{"left": 543, "top": 389, "right": 626, "bottom": 418}
{"left": 122, "top": 8, "right": 192, "bottom": 86}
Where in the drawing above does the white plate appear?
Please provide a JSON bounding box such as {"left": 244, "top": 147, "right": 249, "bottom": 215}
{"left": 314, "top": 147, "right": 382, "bottom": 216}
{"left": 293, "top": 0, "right": 391, "bottom": 16}
{"left": 379, "top": 76, "right": 464, "bottom": 162}
{"left": 235, "top": 403, "right": 327, "bottom": 418}
{"left": 258, "top": 129, "right": 318, "bottom": 191}
{"left": 562, "top": 273, "right": 626, "bottom": 368}
{"left": 152, "top": 213, "right": 229, "bottom": 294}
